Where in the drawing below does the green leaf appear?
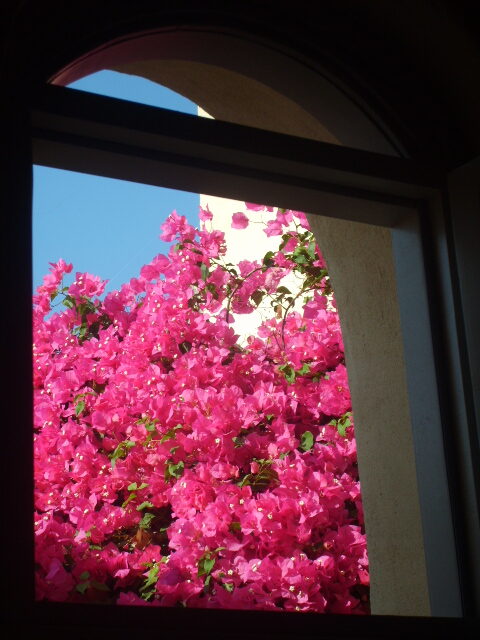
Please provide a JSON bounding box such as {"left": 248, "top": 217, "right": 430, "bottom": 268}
{"left": 169, "top": 461, "right": 184, "bottom": 478}
{"left": 178, "top": 340, "right": 192, "bottom": 354}
{"left": 232, "top": 436, "right": 244, "bottom": 448}
{"left": 50, "top": 290, "right": 58, "bottom": 302}
{"left": 140, "top": 562, "right": 160, "bottom": 600}
{"left": 63, "top": 295, "right": 75, "bottom": 309}
{"left": 143, "top": 430, "right": 158, "bottom": 445}
{"left": 159, "top": 430, "right": 175, "bottom": 444}
{"left": 159, "top": 425, "right": 182, "bottom": 444}
{"left": 109, "top": 440, "right": 135, "bottom": 467}
{"left": 206, "top": 282, "right": 219, "bottom": 299}
{"left": 122, "top": 492, "right": 137, "bottom": 508}
{"left": 296, "top": 363, "right": 311, "bottom": 376}
{"left": 276, "top": 286, "right": 291, "bottom": 295}
{"left": 300, "top": 431, "right": 314, "bottom": 452}
{"left": 198, "top": 554, "right": 216, "bottom": 577}
{"left": 262, "top": 251, "right": 275, "bottom": 267}
{"left": 137, "top": 501, "right": 154, "bottom": 512}
{"left": 278, "top": 232, "right": 292, "bottom": 251}
{"left": 75, "top": 399, "right": 85, "bottom": 416}
{"left": 229, "top": 521, "right": 241, "bottom": 532}
{"left": 337, "top": 422, "right": 347, "bottom": 437}
{"left": 334, "top": 412, "right": 352, "bottom": 437}
{"left": 139, "top": 512, "right": 156, "bottom": 529}
{"left": 143, "top": 564, "right": 159, "bottom": 588}
{"left": 250, "top": 289, "right": 265, "bottom": 306}
{"left": 128, "top": 481, "right": 148, "bottom": 491}
{"left": 79, "top": 571, "right": 90, "bottom": 581}
{"left": 76, "top": 581, "right": 90, "bottom": 594}
{"left": 279, "top": 364, "right": 295, "bottom": 384}
{"left": 237, "top": 459, "right": 278, "bottom": 493}
{"left": 91, "top": 380, "right": 107, "bottom": 395}
{"left": 307, "top": 240, "right": 316, "bottom": 258}
{"left": 164, "top": 460, "right": 184, "bottom": 482}
{"left": 90, "top": 580, "right": 110, "bottom": 592}
{"left": 200, "top": 263, "right": 209, "bottom": 281}
{"left": 223, "top": 582, "right": 235, "bottom": 592}
{"left": 293, "top": 254, "right": 308, "bottom": 265}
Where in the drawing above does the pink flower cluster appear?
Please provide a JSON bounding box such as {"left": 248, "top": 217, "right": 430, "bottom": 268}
{"left": 33, "top": 205, "right": 369, "bottom": 613}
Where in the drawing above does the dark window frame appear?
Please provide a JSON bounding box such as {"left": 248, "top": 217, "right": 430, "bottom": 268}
{"left": 4, "top": 82, "right": 473, "bottom": 636}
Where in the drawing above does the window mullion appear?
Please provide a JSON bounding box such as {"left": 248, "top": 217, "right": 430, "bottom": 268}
{"left": 32, "top": 85, "right": 440, "bottom": 227}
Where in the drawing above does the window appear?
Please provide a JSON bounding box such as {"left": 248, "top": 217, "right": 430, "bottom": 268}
{"left": 34, "top": 70, "right": 372, "bottom": 615}
{"left": 6, "top": 26, "right": 473, "bottom": 637}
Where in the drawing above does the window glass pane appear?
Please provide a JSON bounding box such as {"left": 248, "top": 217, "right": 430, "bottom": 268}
{"left": 32, "top": 167, "right": 199, "bottom": 297}
{"left": 33, "top": 181, "right": 368, "bottom": 613}
{"left": 33, "top": 71, "right": 367, "bottom": 615}
{"left": 68, "top": 70, "right": 197, "bottom": 115}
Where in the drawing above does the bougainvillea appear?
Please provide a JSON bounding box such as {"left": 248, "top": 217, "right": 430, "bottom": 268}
{"left": 33, "top": 204, "right": 369, "bottom": 613}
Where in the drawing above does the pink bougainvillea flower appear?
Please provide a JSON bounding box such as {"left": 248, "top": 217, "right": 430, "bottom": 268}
{"left": 245, "top": 202, "right": 274, "bottom": 212}
{"left": 231, "top": 212, "right": 249, "bottom": 229}
{"left": 33, "top": 202, "right": 368, "bottom": 614}
{"left": 199, "top": 205, "right": 213, "bottom": 222}
{"left": 160, "top": 210, "right": 195, "bottom": 241}
{"left": 264, "top": 218, "right": 283, "bottom": 236}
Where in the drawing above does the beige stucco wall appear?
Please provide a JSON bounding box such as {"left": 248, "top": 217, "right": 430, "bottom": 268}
{"left": 307, "top": 215, "right": 430, "bottom": 615}
{"left": 112, "top": 59, "right": 431, "bottom": 616}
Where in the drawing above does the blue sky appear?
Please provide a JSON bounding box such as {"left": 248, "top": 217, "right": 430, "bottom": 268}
{"left": 33, "top": 70, "right": 200, "bottom": 295}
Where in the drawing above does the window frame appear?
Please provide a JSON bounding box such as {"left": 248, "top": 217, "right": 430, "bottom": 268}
{"left": 4, "top": 82, "right": 473, "bottom": 635}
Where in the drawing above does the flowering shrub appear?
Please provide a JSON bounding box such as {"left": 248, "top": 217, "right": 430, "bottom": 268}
{"left": 33, "top": 204, "right": 369, "bottom": 613}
